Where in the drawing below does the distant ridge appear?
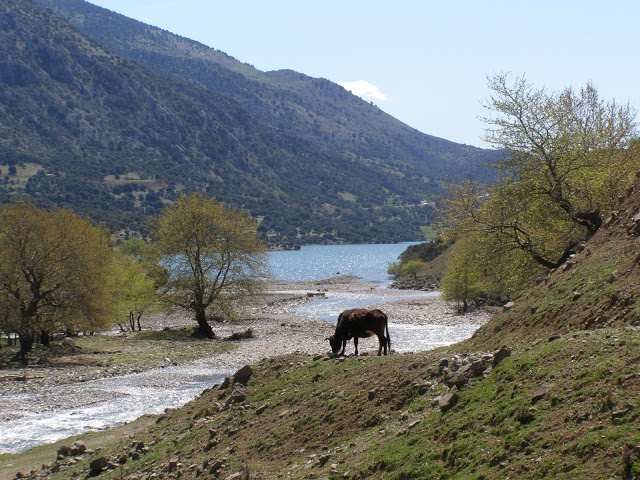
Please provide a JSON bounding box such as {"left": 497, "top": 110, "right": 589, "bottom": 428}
{"left": 1, "top": 0, "right": 499, "bottom": 245}
{"left": 35, "top": 0, "right": 497, "bottom": 181}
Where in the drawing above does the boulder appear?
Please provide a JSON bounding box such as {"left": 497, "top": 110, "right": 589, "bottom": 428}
{"left": 224, "top": 384, "right": 247, "bottom": 407}
{"left": 531, "top": 382, "right": 555, "bottom": 404}
{"left": 491, "top": 346, "right": 511, "bottom": 366}
{"left": 446, "top": 359, "right": 486, "bottom": 388}
{"left": 61, "top": 337, "right": 76, "bottom": 347}
{"left": 90, "top": 456, "right": 109, "bottom": 472}
{"left": 68, "top": 441, "right": 86, "bottom": 455}
{"left": 438, "top": 392, "right": 459, "bottom": 413}
{"left": 233, "top": 365, "right": 253, "bottom": 384}
{"left": 218, "top": 377, "right": 231, "bottom": 390}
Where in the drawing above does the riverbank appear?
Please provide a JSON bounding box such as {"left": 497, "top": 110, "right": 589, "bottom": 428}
{"left": 0, "top": 277, "right": 493, "bottom": 442}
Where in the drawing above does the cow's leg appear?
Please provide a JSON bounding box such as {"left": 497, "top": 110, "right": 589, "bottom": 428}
{"left": 377, "top": 334, "right": 386, "bottom": 356}
{"left": 340, "top": 340, "right": 346, "bottom": 356}
{"left": 353, "top": 337, "right": 359, "bottom": 356}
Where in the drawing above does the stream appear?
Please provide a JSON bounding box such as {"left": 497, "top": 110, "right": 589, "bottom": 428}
{"left": 0, "top": 243, "right": 483, "bottom": 453}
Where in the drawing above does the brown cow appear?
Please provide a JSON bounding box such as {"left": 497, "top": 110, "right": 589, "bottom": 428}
{"left": 327, "top": 308, "right": 391, "bottom": 356}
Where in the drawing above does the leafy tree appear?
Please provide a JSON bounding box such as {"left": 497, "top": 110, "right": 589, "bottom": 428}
{"left": 478, "top": 74, "right": 638, "bottom": 267}
{"left": 440, "top": 236, "right": 486, "bottom": 313}
{"left": 151, "top": 193, "right": 270, "bottom": 338}
{"left": 400, "top": 259, "right": 428, "bottom": 279}
{"left": 437, "top": 76, "right": 638, "bottom": 301}
{"left": 109, "top": 251, "right": 158, "bottom": 332}
{"left": 0, "top": 201, "right": 114, "bottom": 356}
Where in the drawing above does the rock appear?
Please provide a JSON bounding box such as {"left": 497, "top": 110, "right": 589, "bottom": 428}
{"left": 492, "top": 346, "right": 511, "bottom": 366}
{"left": 549, "top": 334, "right": 562, "bottom": 342}
{"left": 57, "top": 445, "right": 71, "bottom": 458}
{"left": 90, "top": 456, "right": 109, "bottom": 472}
{"left": 168, "top": 457, "right": 179, "bottom": 472}
{"left": 61, "top": 337, "right": 75, "bottom": 347}
{"left": 531, "top": 382, "right": 555, "bottom": 404}
{"left": 611, "top": 405, "right": 632, "bottom": 420}
{"left": 225, "top": 473, "right": 244, "bottom": 480}
{"left": 438, "top": 392, "right": 459, "bottom": 413}
{"left": 224, "top": 384, "right": 247, "bottom": 407}
{"left": 68, "top": 441, "right": 86, "bottom": 455}
{"left": 446, "top": 359, "right": 486, "bottom": 388}
{"left": 233, "top": 365, "right": 253, "bottom": 384}
{"left": 219, "top": 377, "right": 231, "bottom": 390}
{"left": 503, "top": 301, "right": 515, "bottom": 312}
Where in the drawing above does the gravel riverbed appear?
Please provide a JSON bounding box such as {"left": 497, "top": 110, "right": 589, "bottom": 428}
{"left": 0, "top": 277, "right": 493, "bottom": 422}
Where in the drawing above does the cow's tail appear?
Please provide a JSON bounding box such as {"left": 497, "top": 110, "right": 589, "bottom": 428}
{"left": 385, "top": 316, "right": 391, "bottom": 353}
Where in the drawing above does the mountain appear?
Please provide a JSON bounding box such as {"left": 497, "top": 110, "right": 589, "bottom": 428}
{"left": 33, "top": 0, "right": 498, "bottom": 181}
{"left": 1, "top": 0, "right": 498, "bottom": 245}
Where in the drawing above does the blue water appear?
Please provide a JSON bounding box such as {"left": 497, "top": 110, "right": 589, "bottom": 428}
{"left": 1, "top": 242, "right": 484, "bottom": 455}
{"left": 269, "top": 242, "right": 417, "bottom": 282}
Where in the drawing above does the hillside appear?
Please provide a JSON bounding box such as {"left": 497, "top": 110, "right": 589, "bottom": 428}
{"left": 34, "top": 0, "right": 500, "bottom": 183}
{"left": 2, "top": 0, "right": 456, "bottom": 244}
{"left": 467, "top": 172, "right": 640, "bottom": 350}
{"left": 3, "top": 180, "right": 640, "bottom": 479}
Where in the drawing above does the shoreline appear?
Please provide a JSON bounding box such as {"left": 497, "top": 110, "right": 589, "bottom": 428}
{"left": 0, "top": 277, "right": 493, "bottom": 452}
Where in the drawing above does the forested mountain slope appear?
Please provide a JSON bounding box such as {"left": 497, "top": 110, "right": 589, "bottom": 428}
{"left": 34, "top": 0, "right": 500, "bottom": 183}
{"left": 0, "top": 0, "right": 448, "bottom": 243}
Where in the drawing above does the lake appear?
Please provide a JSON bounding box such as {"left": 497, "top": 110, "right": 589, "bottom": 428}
{"left": 269, "top": 242, "right": 417, "bottom": 283}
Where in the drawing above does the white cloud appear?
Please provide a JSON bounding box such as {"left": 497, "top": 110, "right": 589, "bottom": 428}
{"left": 338, "top": 80, "right": 390, "bottom": 102}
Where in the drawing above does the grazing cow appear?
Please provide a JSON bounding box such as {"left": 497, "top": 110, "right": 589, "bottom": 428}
{"left": 327, "top": 308, "right": 391, "bottom": 356}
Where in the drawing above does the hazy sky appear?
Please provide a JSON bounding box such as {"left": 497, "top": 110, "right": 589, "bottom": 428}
{"left": 87, "top": 0, "right": 639, "bottom": 148}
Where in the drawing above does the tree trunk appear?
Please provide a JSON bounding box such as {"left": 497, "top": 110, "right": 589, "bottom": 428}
{"left": 137, "top": 312, "right": 143, "bottom": 331}
{"left": 40, "top": 331, "right": 51, "bottom": 347}
{"left": 195, "top": 308, "right": 215, "bottom": 339}
{"left": 18, "top": 333, "right": 34, "bottom": 357}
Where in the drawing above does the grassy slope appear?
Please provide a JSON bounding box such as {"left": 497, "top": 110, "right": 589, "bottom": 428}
{"left": 4, "top": 182, "right": 640, "bottom": 479}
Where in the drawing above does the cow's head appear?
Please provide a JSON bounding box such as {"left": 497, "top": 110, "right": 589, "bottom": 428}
{"left": 327, "top": 334, "right": 341, "bottom": 354}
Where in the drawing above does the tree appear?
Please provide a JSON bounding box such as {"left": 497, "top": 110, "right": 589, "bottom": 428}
{"left": 0, "top": 202, "right": 114, "bottom": 356}
{"left": 436, "top": 76, "right": 638, "bottom": 301}
{"left": 109, "top": 251, "right": 158, "bottom": 332}
{"left": 478, "top": 74, "right": 638, "bottom": 267}
{"left": 151, "top": 193, "right": 270, "bottom": 338}
{"left": 440, "top": 235, "right": 487, "bottom": 313}
{"left": 400, "top": 259, "right": 427, "bottom": 279}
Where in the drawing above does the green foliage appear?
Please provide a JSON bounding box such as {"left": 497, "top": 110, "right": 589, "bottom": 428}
{"left": 437, "top": 75, "right": 639, "bottom": 301}
{"left": 0, "top": 201, "right": 114, "bottom": 353}
{"left": 399, "top": 259, "right": 428, "bottom": 278}
{"left": 399, "top": 237, "right": 452, "bottom": 264}
{"left": 151, "top": 193, "right": 270, "bottom": 337}
{"left": 109, "top": 250, "right": 159, "bottom": 331}
{"left": 440, "top": 236, "right": 486, "bottom": 312}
